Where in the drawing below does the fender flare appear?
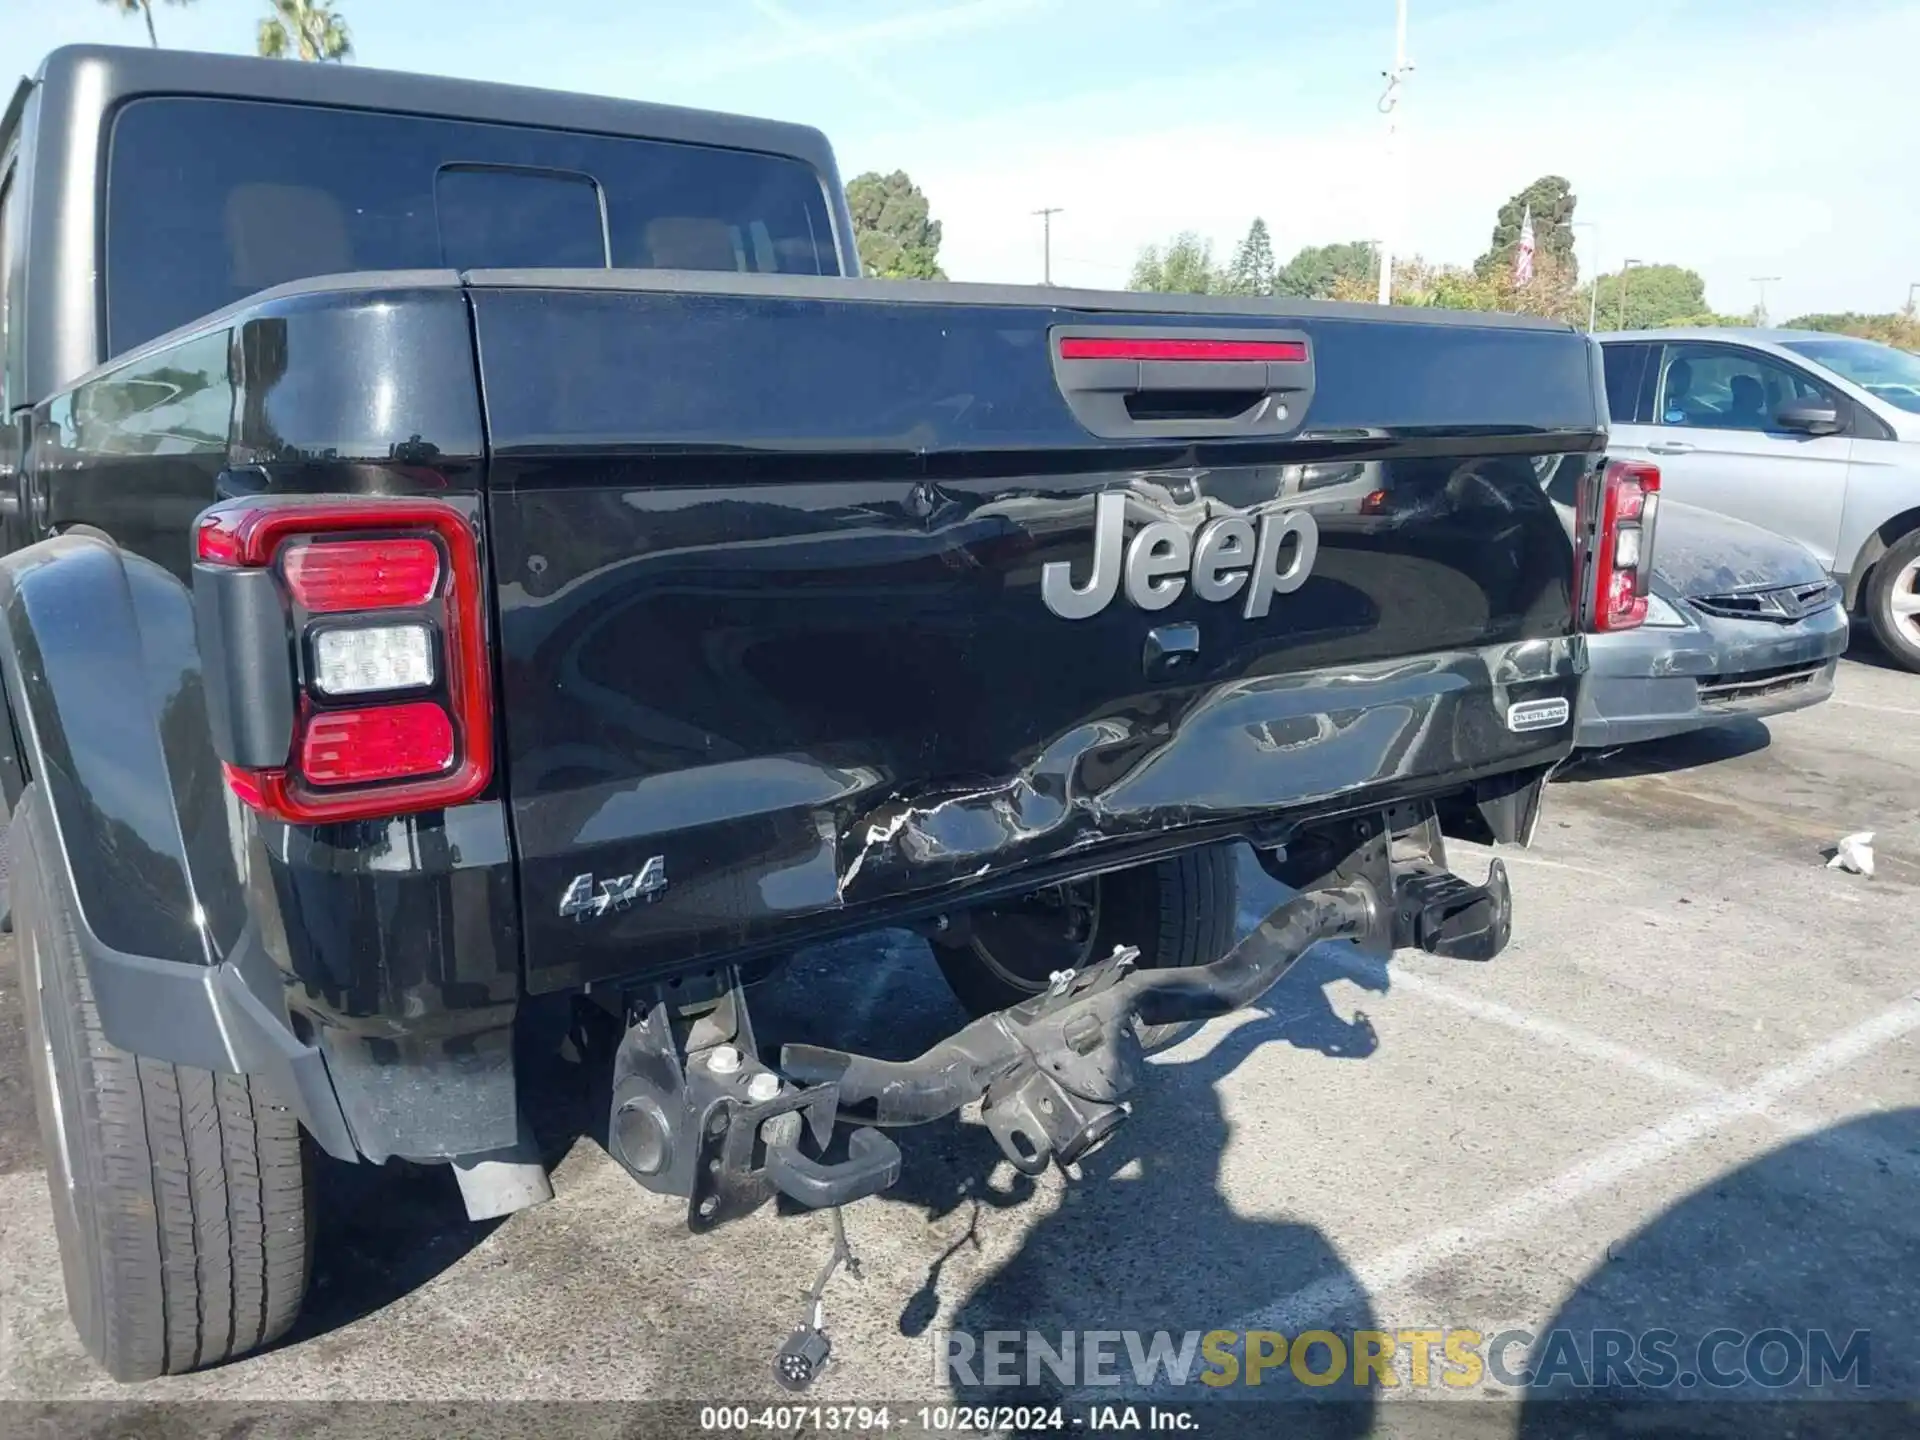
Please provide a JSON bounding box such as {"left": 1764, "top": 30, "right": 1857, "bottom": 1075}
{"left": 0, "top": 532, "right": 355, "bottom": 1158}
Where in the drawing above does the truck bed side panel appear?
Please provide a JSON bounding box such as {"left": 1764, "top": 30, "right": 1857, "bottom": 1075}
{"left": 469, "top": 283, "right": 1601, "bottom": 992}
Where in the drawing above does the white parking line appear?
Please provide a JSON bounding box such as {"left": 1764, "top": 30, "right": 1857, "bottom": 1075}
{"left": 1393, "top": 967, "right": 1920, "bottom": 1183}
{"left": 1390, "top": 967, "right": 1726, "bottom": 1097}
{"left": 1452, "top": 846, "right": 1624, "bottom": 883}
{"left": 1221, "top": 992, "right": 1920, "bottom": 1338}
{"left": 1830, "top": 697, "right": 1920, "bottom": 718}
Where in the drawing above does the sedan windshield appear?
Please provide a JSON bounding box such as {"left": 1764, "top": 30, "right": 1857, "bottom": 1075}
{"left": 1782, "top": 336, "right": 1920, "bottom": 414}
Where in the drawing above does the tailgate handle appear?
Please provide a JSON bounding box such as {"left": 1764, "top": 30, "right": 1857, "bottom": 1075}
{"left": 1051, "top": 327, "right": 1315, "bottom": 440}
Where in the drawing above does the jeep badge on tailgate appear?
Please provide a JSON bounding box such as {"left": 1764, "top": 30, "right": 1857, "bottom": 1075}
{"left": 1041, "top": 491, "right": 1319, "bottom": 620}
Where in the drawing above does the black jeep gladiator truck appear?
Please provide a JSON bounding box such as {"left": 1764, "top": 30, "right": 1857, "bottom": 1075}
{"left": 0, "top": 45, "right": 1656, "bottom": 1386}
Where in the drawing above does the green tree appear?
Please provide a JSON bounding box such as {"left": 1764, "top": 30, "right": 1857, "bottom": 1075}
{"left": 1477, "top": 176, "right": 1578, "bottom": 283}
{"left": 1334, "top": 249, "right": 1584, "bottom": 325}
{"left": 1662, "top": 309, "right": 1762, "bottom": 328}
{"left": 1585, "top": 264, "right": 1710, "bottom": 330}
{"left": 258, "top": 0, "right": 353, "bottom": 62}
{"left": 1273, "top": 240, "right": 1376, "bottom": 300}
{"left": 1129, "top": 233, "right": 1222, "bottom": 295}
{"left": 1225, "top": 218, "right": 1276, "bottom": 297}
{"left": 97, "top": 0, "right": 196, "bottom": 47}
{"left": 1785, "top": 311, "right": 1920, "bottom": 350}
{"left": 845, "top": 171, "right": 946, "bottom": 280}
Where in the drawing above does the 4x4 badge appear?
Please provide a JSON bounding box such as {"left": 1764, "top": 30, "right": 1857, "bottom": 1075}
{"left": 559, "top": 857, "right": 668, "bottom": 920}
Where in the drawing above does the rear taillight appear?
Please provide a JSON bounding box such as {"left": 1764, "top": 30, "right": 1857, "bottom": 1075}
{"left": 194, "top": 498, "right": 493, "bottom": 822}
{"left": 1575, "top": 459, "right": 1661, "bottom": 632}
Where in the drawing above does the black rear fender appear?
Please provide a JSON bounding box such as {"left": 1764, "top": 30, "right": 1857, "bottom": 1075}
{"left": 0, "top": 533, "right": 359, "bottom": 1156}
{"left": 0, "top": 533, "right": 238, "bottom": 970}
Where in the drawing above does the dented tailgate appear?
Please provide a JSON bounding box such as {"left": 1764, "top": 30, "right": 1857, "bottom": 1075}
{"left": 466, "top": 273, "right": 1603, "bottom": 991}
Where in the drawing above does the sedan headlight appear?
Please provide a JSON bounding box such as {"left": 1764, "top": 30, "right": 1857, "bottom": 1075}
{"left": 1641, "top": 594, "right": 1689, "bottom": 628}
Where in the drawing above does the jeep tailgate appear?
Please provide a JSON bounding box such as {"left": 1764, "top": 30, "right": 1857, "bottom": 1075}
{"left": 467, "top": 274, "right": 1603, "bottom": 992}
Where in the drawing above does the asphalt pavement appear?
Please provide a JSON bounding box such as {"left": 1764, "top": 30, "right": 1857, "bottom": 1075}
{"left": 2, "top": 649, "right": 1917, "bottom": 1439}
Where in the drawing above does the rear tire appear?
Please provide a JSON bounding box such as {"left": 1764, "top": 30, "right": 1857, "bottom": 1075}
{"left": 931, "top": 845, "right": 1238, "bottom": 1050}
{"left": 1865, "top": 529, "right": 1920, "bottom": 673}
{"left": 13, "top": 793, "right": 312, "bottom": 1381}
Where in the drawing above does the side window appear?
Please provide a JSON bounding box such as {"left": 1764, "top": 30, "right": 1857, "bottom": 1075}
{"left": 1601, "top": 342, "right": 1653, "bottom": 424}
{"left": 67, "top": 329, "right": 233, "bottom": 457}
{"left": 1655, "top": 343, "right": 1832, "bottom": 433}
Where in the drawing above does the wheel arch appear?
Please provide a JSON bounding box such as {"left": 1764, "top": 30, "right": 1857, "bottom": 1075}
{"left": 0, "top": 532, "right": 355, "bottom": 1156}
{"left": 1843, "top": 505, "right": 1920, "bottom": 611}
{"left": 0, "top": 531, "right": 230, "bottom": 967}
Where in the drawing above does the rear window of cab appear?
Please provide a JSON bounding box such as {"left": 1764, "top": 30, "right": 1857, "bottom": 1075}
{"left": 104, "top": 95, "right": 841, "bottom": 355}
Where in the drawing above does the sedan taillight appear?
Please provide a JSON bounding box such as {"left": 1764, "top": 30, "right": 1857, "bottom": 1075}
{"left": 194, "top": 497, "right": 493, "bottom": 823}
{"left": 1575, "top": 459, "right": 1662, "bottom": 633}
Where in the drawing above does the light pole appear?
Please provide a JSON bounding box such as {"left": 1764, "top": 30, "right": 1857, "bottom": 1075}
{"left": 1571, "top": 221, "right": 1600, "bottom": 333}
{"left": 1906, "top": 281, "right": 1918, "bottom": 315}
{"left": 1032, "top": 207, "right": 1063, "bottom": 286}
{"left": 1617, "top": 258, "right": 1643, "bottom": 331}
{"left": 1750, "top": 275, "right": 1781, "bottom": 326}
{"left": 1375, "top": 0, "right": 1413, "bottom": 305}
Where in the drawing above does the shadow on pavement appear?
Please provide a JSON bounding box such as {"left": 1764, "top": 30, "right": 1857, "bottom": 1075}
{"left": 286, "top": 1152, "right": 505, "bottom": 1346}
{"left": 1844, "top": 634, "right": 1917, "bottom": 675}
{"left": 804, "top": 847, "right": 1390, "bottom": 1435}
{"left": 919, "top": 985, "right": 1383, "bottom": 1436}
{"left": 1516, "top": 1108, "right": 1920, "bottom": 1439}
{"left": 272, "top": 840, "right": 1390, "bottom": 1396}
{"left": 1555, "top": 718, "right": 1772, "bottom": 783}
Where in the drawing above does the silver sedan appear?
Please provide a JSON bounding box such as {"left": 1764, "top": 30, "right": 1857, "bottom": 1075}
{"left": 1574, "top": 498, "right": 1848, "bottom": 748}
{"left": 1598, "top": 328, "right": 1920, "bottom": 670}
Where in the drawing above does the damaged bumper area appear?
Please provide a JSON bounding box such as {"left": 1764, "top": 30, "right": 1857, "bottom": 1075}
{"left": 513, "top": 636, "right": 1579, "bottom": 989}
{"left": 833, "top": 638, "right": 1578, "bottom": 905}
{"left": 605, "top": 818, "right": 1513, "bottom": 1227}
{"left": 1575, "top": 594, "right": 1847, "bottom": 749}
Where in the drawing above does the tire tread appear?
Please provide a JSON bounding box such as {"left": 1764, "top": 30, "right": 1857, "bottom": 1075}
{"left": 931, "top": 842, "right": 1239, "bottom": 1045}
{"left": 15, "top": 792, "right": 310, "bottom": 1380}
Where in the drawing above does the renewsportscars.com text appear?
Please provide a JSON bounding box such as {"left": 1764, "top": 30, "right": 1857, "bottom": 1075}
{"left": 934, "top": 1327, "right": 1872, "bottom": 1392}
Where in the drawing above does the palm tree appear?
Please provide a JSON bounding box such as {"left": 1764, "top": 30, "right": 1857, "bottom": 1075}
{"left": 97, "top": 0, "right": 196, "bottom": 48}
{"left": 257, "top": 0, "right": 353, "bottom": 62}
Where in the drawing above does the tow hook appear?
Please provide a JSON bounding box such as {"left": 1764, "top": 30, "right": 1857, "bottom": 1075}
{"left": 605, "top": 983, "right": 900, "bottom": 1392}
{"left": 606, "top": 998, "right": 902, "bottom": 1232}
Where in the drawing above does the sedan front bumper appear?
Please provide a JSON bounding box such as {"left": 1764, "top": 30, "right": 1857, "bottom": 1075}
{"left": 1575, "top": 601, "right": 1848, "bottom": 749}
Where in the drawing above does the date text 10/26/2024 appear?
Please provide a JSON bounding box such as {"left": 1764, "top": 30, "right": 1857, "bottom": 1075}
{"left": 699, "top": 1406, "right": 1197, "bottom": 1432}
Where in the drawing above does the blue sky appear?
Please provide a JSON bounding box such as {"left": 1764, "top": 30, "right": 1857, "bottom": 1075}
{"left": 5, "top": 0, "right": 1914, "bottom": 321}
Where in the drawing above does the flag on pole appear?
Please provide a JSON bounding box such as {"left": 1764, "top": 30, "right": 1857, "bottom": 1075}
{"left": 1514, "top": 204, "right": 1536, "bottom": 288}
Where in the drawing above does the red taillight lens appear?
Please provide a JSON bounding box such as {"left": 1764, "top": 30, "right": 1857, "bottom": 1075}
{"left": 195, "top": 497, "right": 493, "bottom": 823}
{"left": 196, "top": 518, "right": 244, "bottom": 565}
{"left": 300, "top": 703, "right": 456, "bottom": 786}
{"left": 1582, "top": 459, "right": 1661, "bottom": 632}
{"left": 281, "top": 537, "right": 441, "bottom": 612}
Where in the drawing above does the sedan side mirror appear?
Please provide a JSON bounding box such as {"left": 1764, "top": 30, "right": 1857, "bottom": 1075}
{"left": 1776, "top": 399, "right": 1843, "bottom": 436}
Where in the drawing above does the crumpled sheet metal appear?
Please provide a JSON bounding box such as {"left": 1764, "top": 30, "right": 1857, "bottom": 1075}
{"left": 836, "top": 638, "right": 1577, "bottom": 902}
